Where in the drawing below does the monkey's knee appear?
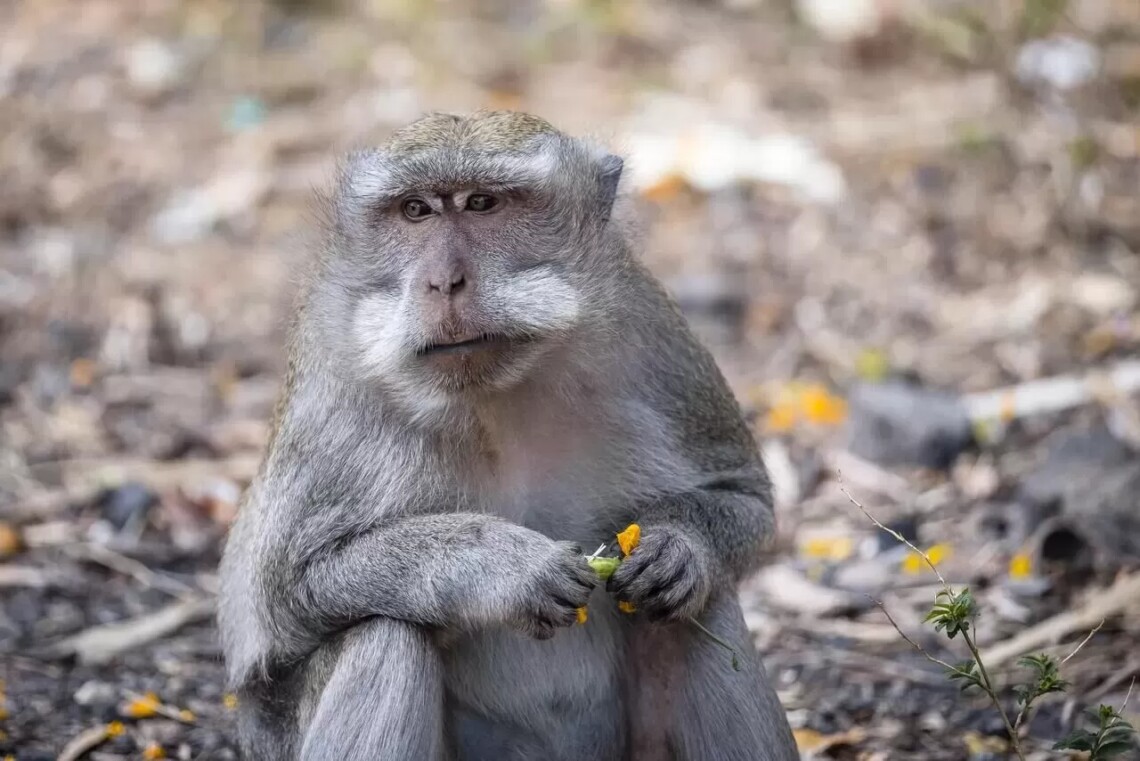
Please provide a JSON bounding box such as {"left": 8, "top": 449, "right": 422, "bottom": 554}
{"left": 300, "top": 618, "right": 446, "bottom": 761}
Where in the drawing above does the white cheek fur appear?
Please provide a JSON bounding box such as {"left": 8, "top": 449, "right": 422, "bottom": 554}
{"left": 498, "top": 269, "right": 581, "bottom": 334}
{"left": 352, "top": 291, "right": 405, "bottom": 377}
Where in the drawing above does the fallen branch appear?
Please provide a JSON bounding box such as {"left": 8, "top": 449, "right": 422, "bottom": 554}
{"left": 0, "top": 564, "right": 59, "bottom": 589}
{"left": 963, "top": 359, "right": 1140, "bottom": 423}
{"left": 27, "top": 454, "right": 260, "bottom": 494}
{"left": 62, "top": 543, "right": 200, "bottom": 600}
{"left": 47, "top": 596, "right": 215, "bottom": 665}
{"left": 57, "top": 724, "right": 118, "bottom": 761}
{"left": 980, "top": 573, "right": 1140, "bottom": 668}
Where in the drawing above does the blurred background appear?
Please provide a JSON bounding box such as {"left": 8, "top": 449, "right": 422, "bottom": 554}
{"left": 2, "top": 0, "right": 1139, "bottom": 758}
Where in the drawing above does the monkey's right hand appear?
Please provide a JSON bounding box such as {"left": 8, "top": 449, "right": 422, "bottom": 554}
{"left": 509, "top": 540, "right": 596, "bottom": 640}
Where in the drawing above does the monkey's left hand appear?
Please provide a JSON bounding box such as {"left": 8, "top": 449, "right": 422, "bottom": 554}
{"left": 606, "top": 525, "right": 714, "bottom": 622}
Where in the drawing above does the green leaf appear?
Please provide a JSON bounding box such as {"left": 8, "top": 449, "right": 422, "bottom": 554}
{"left": 1054, "top": 730, "right": 1096, "bottom": 751}
{"left": 1094, "top": 740, "right": 1137, "bottom": 758}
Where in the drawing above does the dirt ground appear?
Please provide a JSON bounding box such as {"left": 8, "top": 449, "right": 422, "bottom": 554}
{"left": 2, "top": 1, "right": 1139, "bottom": 758}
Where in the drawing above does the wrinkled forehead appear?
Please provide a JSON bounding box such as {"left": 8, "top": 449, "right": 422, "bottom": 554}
{"left": 346, "top": 112, "right": 566, "bottom": 201}
{"left": 347, "top": 146, "right": 559, "bottom": 202}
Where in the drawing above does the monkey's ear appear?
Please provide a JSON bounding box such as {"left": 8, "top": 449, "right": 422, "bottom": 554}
{"left": 598, "top": 154, "right": 623, "bottom": 221}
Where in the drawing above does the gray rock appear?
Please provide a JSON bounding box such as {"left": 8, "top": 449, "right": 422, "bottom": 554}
{"left": 73, "top": 680, "right": 117, "bottom": 709}
{"left": 1019, "top": 424, "right": 1140, "bottom": 565}
{"left": 1020, "top": 424, "right": 1134, "bottom": 508}
{"left": 845, "top": 380, "right": 973, "bottom": 469}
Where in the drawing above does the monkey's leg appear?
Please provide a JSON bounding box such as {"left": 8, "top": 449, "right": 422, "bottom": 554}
{"left": 300, "top": 618, "right": 447, "bottom": 761}
{"left": 626, "top": 590, "right": 798, "bottom": 761}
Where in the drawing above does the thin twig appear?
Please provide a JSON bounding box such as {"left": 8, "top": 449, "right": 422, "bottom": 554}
{"left": 867, "top": 596, "right": 957, "bottom": 672}
{"left": 838, "top": 481, "right": 949, "bottom": 588}
{"left": 1121, "top": 677, "right": 1136, "bottom": 713}
{"left": 62, "top": 543, "right": 199, "bottom": 600}
{"left": 1061, "top": 620, "right": 1105, "bottom": 666}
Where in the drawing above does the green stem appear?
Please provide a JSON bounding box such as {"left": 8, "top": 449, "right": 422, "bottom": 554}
{"left": 962, "top": 629, "right": 1025, "bottom": 761}
{"left": 688, "top": 617, "right": 742, "bottom": 672}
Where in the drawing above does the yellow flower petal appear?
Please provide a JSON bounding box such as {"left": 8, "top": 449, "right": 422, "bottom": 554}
{"left": 926, "top": 544, "right": 952, "bottom": 566}
{"left": 576, "top": 607, "right": 588, "bottom": 625}
{"left": 764, "top": 402, "right": 798, "bottom": 433}
{"left": 1009, "top": 553, "right": 1033, "bottom": 580}
{"left": 123, "top": 692, "right": 160, "bottom": 719}
{"left": 799, "top": 384, "right": 848, "bottom": 426}
{"left": 616, "top": 524, "right": 641, "bottom": 557}
{"left": 106, "top": 721, "right": 126, "bottom": 738}
{"left": 618, "top": 601, "right": 637, "bottom": 614}
{"left": 178, "top": 709, "right": 196, "bottom": 723}
{"left": 223, "top": 693, "right": 239, "bottom": 710}
{"left": 800, "top": 536, "right": 854, "bottom": 562}
{"left": 143, "top": 743, "right": 167, "bottom": 760}
{"left": 901, "top": 552, "right": 925, "bottom": 575}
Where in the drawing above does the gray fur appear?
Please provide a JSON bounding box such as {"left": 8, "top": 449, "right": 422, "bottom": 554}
{"left": 218, "top": 110, "right": 798, "bottom": 760}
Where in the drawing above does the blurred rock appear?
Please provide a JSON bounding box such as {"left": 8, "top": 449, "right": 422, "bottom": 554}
{"left": 95, "top": 481, "right": 158, "bottom": 532}
{"left": 795, "top": 0, "right": 884, "bottom": 44}
{"left": 999, "top": 424, "right": 1140, "bottom": 572}
{"left": 667, "top": 272, "right": 748, "bottom": 345}
{"left": 845, "top": 381, "right": 973, "bottom": 469}
{"left": 1015, "top": 36, "right": 1100, "bottom": 92}
{"left": 1068, "top": 272, "right": 1136, "bottom": 316}
{"left": 73, "top": 680, "right": 117, "bottom": 710}
{"left": 125, "top": 39, "right": 186, "bottom": 96}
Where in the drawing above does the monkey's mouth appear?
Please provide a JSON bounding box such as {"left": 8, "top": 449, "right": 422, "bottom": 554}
{"left": 418, "top": 332, "right": 528, "bottom": 356}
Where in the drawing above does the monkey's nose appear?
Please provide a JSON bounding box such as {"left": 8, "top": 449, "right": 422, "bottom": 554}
{"left": 428, "top": 269, "right": 466, "bottom": 296}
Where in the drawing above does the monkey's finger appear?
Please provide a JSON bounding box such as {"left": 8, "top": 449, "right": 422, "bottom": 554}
{"left": 607, "top": 548, "right": 660, "bottom": 597}
{"left": 638, "top": 577, "right": 697, "bottom": 621}
{"left": 570, "top": 562, "right": 599, "bottom": 589}
{"left": 530, "top": 622, "right": 556, "bottom": 640}
{"left": 548, "top": 590, "right": 588, "bottom": 611}
{"left": 636, "top": 558, "right": 688, "bottom": 600}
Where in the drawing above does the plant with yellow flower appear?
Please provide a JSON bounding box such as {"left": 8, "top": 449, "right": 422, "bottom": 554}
{"left": 844, "top": 485, "right": 1136, "bottom": 761}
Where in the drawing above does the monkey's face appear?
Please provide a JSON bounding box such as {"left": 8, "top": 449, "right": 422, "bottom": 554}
{"left": 319, "top": 112, "right": 623, "bottom": 408}
{"left": 343, "top": 183, "right": 585, "bottom": 399}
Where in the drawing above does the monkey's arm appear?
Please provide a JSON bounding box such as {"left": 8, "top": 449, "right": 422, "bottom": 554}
{"left": 279, "top": 512, "right": 595, "bottom": 643}
{"left": 608, "top": 297, "right": 775, "bottom": 620}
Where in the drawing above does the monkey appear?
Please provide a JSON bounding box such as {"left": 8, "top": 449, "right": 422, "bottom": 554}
{"left": 217, "top": 110, "right": 800, "bottom": 761}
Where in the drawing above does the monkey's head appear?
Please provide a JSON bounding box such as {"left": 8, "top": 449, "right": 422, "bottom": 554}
{"left": 311, "top": 111, "right": 624, "bottom": 408}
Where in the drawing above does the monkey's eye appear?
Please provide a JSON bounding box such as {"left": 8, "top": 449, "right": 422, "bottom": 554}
{"left": 465, "top": 194, "right": 499, "bottom": 213}
{"left": 402, "top": 198, "right": 433, "bottom": 220}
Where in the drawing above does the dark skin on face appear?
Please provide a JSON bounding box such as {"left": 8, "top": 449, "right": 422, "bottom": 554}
{"left": 396, "top": 187, "right": 533, "bottom": 375}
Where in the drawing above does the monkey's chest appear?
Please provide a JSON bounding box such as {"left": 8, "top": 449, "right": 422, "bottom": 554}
{"left": 475, "top": 430, "right": 617, "bottom": 533}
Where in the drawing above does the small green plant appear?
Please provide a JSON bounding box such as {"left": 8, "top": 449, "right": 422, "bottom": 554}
{"left": 841, "top": 483, "right": 1138, "bottom": 760}
{"left": 1055, "top": 704, "right": 1137, "bottom": 759}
